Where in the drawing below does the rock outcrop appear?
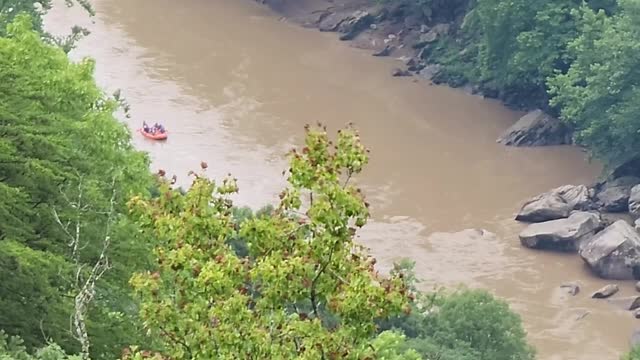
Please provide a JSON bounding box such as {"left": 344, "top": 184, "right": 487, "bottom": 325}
{"left": 579, "top": 220, "right": 640, "bottom": 280}
{"left": 338, "top": 11, "right": 373, "bottom": 40}
{"left": 318, "top": 10, "right": 373, "bottom": 41}
{"left": 516, "top": 185, "right": 592, "bottom": 222}
{"left": 519, "top": 211, "right": 602, "bottom": 250}
{"left": 595, "top": 176, "right": 640, "bottom": 212}
{"left": 497, "top": 110, "right": 571, "bottom": 146}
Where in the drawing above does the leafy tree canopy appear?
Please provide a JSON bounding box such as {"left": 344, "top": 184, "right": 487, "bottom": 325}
{"left": 0, "top": 14, "right": 153, "bottom": 357}
{"left": 126, "top": 125, "right": 412, "bottom": 359}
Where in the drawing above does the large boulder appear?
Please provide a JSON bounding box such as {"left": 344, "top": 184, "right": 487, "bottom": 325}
{"left": 629, "top": 184, "right": 640, "bottom": 216}
{"left": 519, "top": 211, "right": 602, "bottom": 251}
{"left": 338, "top": 11, "right": 373, "bottom": 40}
{"left": 497, "top": 110, "right": 571, "bottom": 146}
{"left": 579, "top": 220, "right": 640, "bottom": 280}
{"left": 516, "top": 185, "right": 592, "bottom": 222}
{"left": 595, "top": 176, "right": 640, "bottom": 212}
{"left": 515, "top": 192, "right": 571, "bottom": 222}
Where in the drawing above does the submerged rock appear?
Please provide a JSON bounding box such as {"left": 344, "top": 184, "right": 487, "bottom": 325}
{"left": 596, "top": 176, "right": 640, "bottom": 212}
{"left": 592, "top": 284, "right": 619, "bottom": 299}
{"left": 519, "top": 211, "right": 602, "bottom": 251}
{"left": 580, "top": 220, "right": 640, "bottom": 280}
{"left": 391, "top": 68, "right": 412, "bottom": 77}
{"left": 560, "top": 282, "right": 580, "bottom": 296}
{"left": 497, "top": 109, "right": 571, "bottom": 146}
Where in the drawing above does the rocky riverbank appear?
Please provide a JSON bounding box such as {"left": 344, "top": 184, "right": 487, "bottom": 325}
{"left": 259, "top": 0, "right": 576, "bottom": 148}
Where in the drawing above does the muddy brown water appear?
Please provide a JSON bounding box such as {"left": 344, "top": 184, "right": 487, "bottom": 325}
{"left": 46, "top": 0, "right": 637, "bottom": 358}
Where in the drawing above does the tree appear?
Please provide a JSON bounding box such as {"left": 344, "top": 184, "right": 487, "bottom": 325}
{"left": 378, "top": 261, "right": 533, "bottom": 360}
{"left": 548, "top": 0, "right": 640, "bottom": 167}
{"left": 0, "top": 15, "right": 154, "bottom": 358}
{"left": 0, "top": 0, "right": 94, "bottom": 52}
{"left": 126, "top": 125, "right": 411, "bottom": 359}
{"left": 0, "top": 332, "right": 81, "bottom": 360}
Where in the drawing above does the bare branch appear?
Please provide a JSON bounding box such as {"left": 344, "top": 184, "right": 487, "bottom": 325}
{"left": 54, "top": 174, "right": 118, "bottom": 359}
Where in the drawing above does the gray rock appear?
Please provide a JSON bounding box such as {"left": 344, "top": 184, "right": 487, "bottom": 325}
{"left": 554, "top": 185, "right": 592, "bottom": 210}
{"left": 598, "top": 188, "right": 631, "bottom": 212}
{"left": 318, "top": 12, "right": 349, "bottom": 32}
{"left": 419, "top": 64, "right": 442, "bottom": 80}
{"left": 372, "top": 45, "right": 392, "bottom": 57}
{"left": 418, "top": 31, "right": 438, "bottom": 44}
{"left": 406, "top": 57, "right": 425, "bottom": 72}
{"left": 516, "top": 192, "right": 571, "bottom": 222}
{"left": 580, "top": 220, "right": 640, "bottom": 280}
{"left": 519, "top": 211, "right": 602, "bottom": 250}
{"left": 391, "top": 68, "right": 412, "bottom": 77}
{"left": 592, "top": 284, "right": 619, "bottom": 298}
{"left": 338, "top": 11, "right": 373, "bottom": 41}
{"left": 630, "top": 185, "right": 640, "bottom": 216}
{"left": 596, "top": 176, "right": 640, "bottom": 212}
{"left": 497, "top": 109, "right": 571, "bottom": 146}
{"left": 612, "top": 157, "right": 640, "bottom": 180}
{"left": 431, "top": 23, "right": 451, "bottom": 36}
{"left": 636, "top": 281, "right": 640, "bottom": 292}
{"left": 416, "top": 23, "right": 450, "bottom": 46}
{"left": 634, "top": 309, "right": 640, "bottom": 319}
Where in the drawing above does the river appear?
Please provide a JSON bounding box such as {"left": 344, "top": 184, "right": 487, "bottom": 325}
{"left": 45, "top": 0, "right": 637, "bottom": 358}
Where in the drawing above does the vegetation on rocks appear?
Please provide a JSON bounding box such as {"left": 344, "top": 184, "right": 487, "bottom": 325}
{"left": 404, "top": 0, "right": 640, "bottom": 168}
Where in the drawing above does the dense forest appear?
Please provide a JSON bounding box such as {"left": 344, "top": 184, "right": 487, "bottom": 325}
{"left": 1, "top": 0, "right": 639, "bottom": 359}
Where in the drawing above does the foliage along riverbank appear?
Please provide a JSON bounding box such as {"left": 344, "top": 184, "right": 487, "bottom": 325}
{"left": 0, "top": 2, "right": 541, "bottom": 360}
{"left": 262, "top": 0, "right": 640, "bottom": 174}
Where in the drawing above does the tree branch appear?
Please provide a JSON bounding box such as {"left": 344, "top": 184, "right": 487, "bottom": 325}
{"left": 309, "top": 239, "right": 340, "bottom": 318}
{"left": 54, "top": 174, "right": 118, "bottom": 359}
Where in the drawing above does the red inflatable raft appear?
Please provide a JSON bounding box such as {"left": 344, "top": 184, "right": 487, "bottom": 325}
{"left": 139, "top": 128, "right": 168, "bottom": 140}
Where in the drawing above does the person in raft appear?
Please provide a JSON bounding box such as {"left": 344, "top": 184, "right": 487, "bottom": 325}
{"left": 142, "top": 122, "right": 166, "bottom": 134}
{"left": 142, "top": 121, "right": 152, "bottom": 134}
{"left": 154, "top": 123, "right": 166, "bottom": 133}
